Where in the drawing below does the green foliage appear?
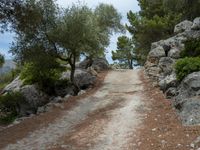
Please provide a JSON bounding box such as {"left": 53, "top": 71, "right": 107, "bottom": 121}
{"left": 0, "top": 54, "right": 4, "bottom": 67}
{"left": 180, "top": 38, "right": 200, "bottom": 58}
{"left": 0, "top": 92, "right": 26, "bottom": 124}
{"left": 175, "top": 57, "right": 200, "bottom": 81}
{"left": 112, "top": 36, "right": 136, "bottom": 69}
{"left": 20, "top": 60, "right": 64, "bottom": 94}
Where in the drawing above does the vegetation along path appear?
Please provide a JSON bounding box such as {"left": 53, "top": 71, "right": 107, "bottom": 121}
{"left": 1, "top": 69, "right": 200, "bottom": 150}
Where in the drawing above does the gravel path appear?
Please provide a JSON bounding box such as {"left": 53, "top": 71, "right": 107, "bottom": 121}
{"left": 2, "top": 69, "right": 148, "bottom": 150}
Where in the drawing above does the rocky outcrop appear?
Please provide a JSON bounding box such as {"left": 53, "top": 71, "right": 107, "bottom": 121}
{"left": 19, "top": 85, "right": 49, "bottom": 115}
{"left": 174, "top": 20, "right": 193, "bottom": 33}
{"left": 1, "top": 57, "right": 109, "bottom": 117}
{"left": 79, "top": 58, "right": 109, "bottom": 72}
{"left": 61, "top": 69, "right": 96, "bottom": 90}
{"left": 145, "top": 17, "right": 200, "bottom": 125}
{"left": 2, "top": 76, "right": 23, "bottom": 93}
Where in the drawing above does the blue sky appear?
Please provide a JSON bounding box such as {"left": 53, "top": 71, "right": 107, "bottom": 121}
{"left": 0, "top": 0, "right": 140, "bottom": 62}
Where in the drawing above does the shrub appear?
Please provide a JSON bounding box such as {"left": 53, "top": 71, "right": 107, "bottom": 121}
{"left": 175, "top": 57, "right": 200, "bottom": 81}
{"left": 180, "top": 38, "right": 200, "bottom": 58}
{"left": 20, "top": 62, "right": 64, "bottom": 95}
{"left": 0, "top": 92, "right": 26, "bottom": 124}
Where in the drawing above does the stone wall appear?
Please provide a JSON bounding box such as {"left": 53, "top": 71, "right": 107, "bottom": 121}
{"left": 145, "top": 17, "right": 200, "bottom": 125}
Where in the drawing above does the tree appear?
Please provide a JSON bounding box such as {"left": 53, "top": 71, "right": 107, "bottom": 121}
{"left": 126, "top": 0, "right": 183, "bottom": 65}
{"left": 9, "top": 0, "right": 63, "bottom": 94}
{"left": 0, "top": 0, "right": 22, "bottom": 32}
{"left": 9, "top": 1, "right": 123, "bottom": 94}
{"left": 0, "top": 54, "right": 4, "bottom": 67}
{"left": 50, "top": 4, "right": 123, "bottom": 92}
{"left": 112, "top": 36, "right": 135, "bottom": 69}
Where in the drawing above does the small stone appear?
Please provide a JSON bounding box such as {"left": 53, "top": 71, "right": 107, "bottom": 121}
{"left": 152, "top": 128, "right": 157, "bottom": 132}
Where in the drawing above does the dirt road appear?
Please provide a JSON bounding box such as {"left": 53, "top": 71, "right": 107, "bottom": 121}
{"left": 1, "top": 69, "right": 200, "bottom": 150}
{"left": 0, "top": 69, "right": 147, "bottom": 150}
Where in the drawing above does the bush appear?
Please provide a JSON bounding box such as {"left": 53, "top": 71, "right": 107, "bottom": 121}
{"left": 180, "top": 38, "right": 200, "bottom": 58}
{"left": 0, "top": 92, "right": 26, "bottom": 124}
{"left": 20, "top": 62, "right": 64, "bottom": 95}
{"left": 175, "top": 57, "right": 200, "bottom": 81}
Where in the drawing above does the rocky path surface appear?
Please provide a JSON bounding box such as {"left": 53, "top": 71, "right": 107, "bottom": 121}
{"left": 1, "top": 69, "right": 200, "bottom": 150}
{"left": 0, "top": 70, "right": 147, "bottom": 150}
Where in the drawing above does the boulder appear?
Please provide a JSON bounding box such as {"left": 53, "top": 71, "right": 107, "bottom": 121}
{"left": 79, "top": 58, "right": 109, "bottom": 72}
{"left": 174, "top": 20, "right": 193, "bottom": 33}
{"left": 2, "top": 76, "right": 23, "bottom": 93}
{"left": 179, "top": 96, "right": 200, "bottom": 125}
{"left": 87, "top": 67, "right": 98, "bottom": 76}
{"left": 145, "top": 66, "right": 160, "bottom": 81}
{"left": 159, "top": 73, "right": 177, "bottom": 91}
{"left": 168, "top": 48, "right": 181, "bottom": 59}
{"left": 191, "top": 17, "right": 200, "bottom": 30}
{"left": 61, "top": 69, "right": 96, "bottom": 90}
{"left": 165, "top": 87, "right": 177, "bottom": 99}
{"left": 91, "top": 58, "right": 109, "bottom": 72}
{"left": 174, "top": 72, "right": 200, "bottom": 110}
{"left": 148, "top": 46, "right": 166, "bottom": 58}
{"left": 158, "top": 57, "right": 175, "bottom": 76}
{"left": 19, "top": 85, "right": 49, "bottom": 116}
{"left": 176, "top": 72, "right": 200, "bottom": 99}
{"left": 79, "top": 59, "right": 93, "bottom": 69}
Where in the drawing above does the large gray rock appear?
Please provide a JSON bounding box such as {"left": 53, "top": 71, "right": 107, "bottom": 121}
{"left": 176, "top": 72, "right": 200, "bottom": 103}
{"left": 79, "top": 59, "right": 93, "bottom": 69}
{"left": 61, "top": 69, "right": 96, "bottom": 89}
{"left": 19, "top": 85, "right": 49, "bottom": 116}
{"left": 179, "top": 96, "right": 200, "bottom": 125}
{"left": 168, "top": 48, "right": 181, "bottom": 59}
{"left": 91, "top": 58, "right": 109, "bottom": 72}
{"left": 174, "top": 20, "right": 193, "bottom": 33}
{"left": 158, "top": 57, "right": 175, "bottom": 76}
{"left": 79, "top": 58, "right": 109, "bottom": 72}
{"left": 159, "top": 73, "right": 177, "bottom": 91}
{"left": 148, "top": 46, "right": 166, "bottom": 58}
{"left": 191, "top": 17, "right": 200, "bottom": 30}
{"left": 2, "top": 76, "right": 23, "bottom": 93}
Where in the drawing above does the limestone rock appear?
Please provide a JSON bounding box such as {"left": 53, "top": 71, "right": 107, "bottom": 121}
{"left": 92, "top": 58, "right": 109, "bottom": 72}
{"left": 158, "top": 57, "right": 175, "bottom": 76}
{"left": 191, "top": 17, "right": 200, "bottom": 30}
{"left": 174, "top": 20, "right": 193, "bottom": 33}
{"left": 62, "top": 69, "right": 96, "bottom": 90}
{"left": 168, "top": 48, "right": 181, "bottom": 59}
{"left": 2, "top": 76, "right": 23, "bottom": 93}
{"left": 179, "top": 96, "right": 200, "bottom": 125}
{"left": 19, "top": 85, "right": 49, "bottom": 116}
{"left": 176, "top": 72, "right": 200, "bottom": 102}
{"left": 165, "top": 87, "right": 177, "bottom": 99}
{"left": 158, "top": 73, "right": 177, "bottom": 91}
{"left": 148, "top": 46, "right": 166, "bottom": 58}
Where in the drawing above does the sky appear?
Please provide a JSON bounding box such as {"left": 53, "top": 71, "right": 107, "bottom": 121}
{"left": 0, "top": 0, "right": 140, "bottom": 63}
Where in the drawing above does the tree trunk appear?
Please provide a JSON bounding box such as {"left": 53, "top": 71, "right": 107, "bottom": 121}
{"left": 128, "top": 59, "right": 133, "bottom": 69}
{"left": 69, "top": 54, "right": 80, "bottom": 95}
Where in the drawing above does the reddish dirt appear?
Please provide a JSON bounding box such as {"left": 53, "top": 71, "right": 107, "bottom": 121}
{"left": 133, "top": 70, "right": 200, "bottom": 150}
